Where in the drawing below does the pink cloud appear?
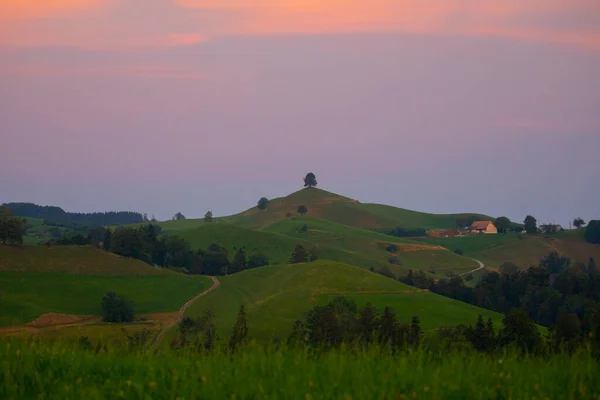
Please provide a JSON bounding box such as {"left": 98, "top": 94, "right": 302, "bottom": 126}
{"left": 0, "top": 0, "right": 107, "bottom": 20}
{"left": 174, "top": 0, "right": 600, "bottom": 51}
{"left": 168, "top": 33, "right": 207, "bottom": 46}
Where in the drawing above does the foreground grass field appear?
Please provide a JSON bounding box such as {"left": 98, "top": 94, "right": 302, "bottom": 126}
{"left": 0, "top": 272, "right": 211, "bottom": 326}
{"left": 183, "top": 261, "right": 501, "bottom": 341}
{"left": 2, "top": 340, "right": 598, "bottom": 399}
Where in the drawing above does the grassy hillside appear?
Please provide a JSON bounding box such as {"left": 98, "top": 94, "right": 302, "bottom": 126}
{"left": 419, "top": 230, "right": 600, "bottom": 269}
{"left": 357, "top": 203, "right": 494, "bottom": 230}
{"left": 183, "top": 261, "right": 502, "bottom": 341}
{"left": 0, "top": 245, "right": 211, "bottom": 326}
{"left": 173, "top": 223, "right": 396, "bottom": 272}
{"left": 174, "top": 222, "right": 478, "bottom": 276}
{"left": 224, "top": 188, "right": 494, "bottom": 231}
{"left": 0, "top": 272, "right": 210, "bottom": 326}
{"left": 0, "top": 245, "right": 168, "bottom": 275}
{"left": 263, "top": 216, "right": 479, "bottom": 275}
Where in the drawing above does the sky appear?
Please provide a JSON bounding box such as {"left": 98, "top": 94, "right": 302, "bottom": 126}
{"left": 1, "top": 0, "right": 599, "bottom": 226}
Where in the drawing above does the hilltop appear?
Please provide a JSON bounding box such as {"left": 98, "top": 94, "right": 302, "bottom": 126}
{"left": 225, "top": 188, "right": 494, "bottom": 230}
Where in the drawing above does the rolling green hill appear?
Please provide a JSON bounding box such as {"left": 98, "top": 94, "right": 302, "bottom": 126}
{"left": 173, "top": 223, "right": 395, "bottom": 272}
{"left": 183, "top": 261, "right": 502, "bottom": 341}
{"left": 419, "top": 229, "right": 600, "bottom": 269}
{"left": 0, "top": 246, "right": 211, "bottom": 326}
{"left": 152, "top": 188, "right": 494, "bottom": 232}
{"left": 224, "top": 188, "right": 493, "bottom": 230}
{"left": 262, "top": 216, "right": 479, "bottom": 275}
{"left": 173, "top": 221, "right": 479, "bottom": 276}
{"left": 0, "top": 245, "right": 168, "bottom": 275}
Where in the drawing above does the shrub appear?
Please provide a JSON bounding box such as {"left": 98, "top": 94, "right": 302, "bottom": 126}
{"left": 386, "top": 244, "right": 399, "bottom": 253}
{"left": 101, "top": 292, "right": 134, "bottom": 323}
{"left": 585, "top": 220, "right": 600, "bottom": 244}
{"left": 388, "top": 255, "right": 402, "bottom": 265}
{"left": 247, "top": 253, "right": 270, "bottom": 269}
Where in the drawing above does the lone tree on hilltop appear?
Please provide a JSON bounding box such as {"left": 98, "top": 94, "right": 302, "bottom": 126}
{"left": 204, "top": 211, "right": 213, "bottom": 223}
{"left": 297, "top": 205, "right": 308, "bottom": 215}
{"left": 257, "top": 197, "right": 269, "bottom": 210}
{"left": 173, "top": 212, "right": 186, "bottom": 221}
{"left": 573, "top": 217, "right": 586, "bottom": 229}
{"left": 524, "top": 215, "right": 538, "bottom": 234}
{"left": 303, "top": 173, "right": 317, "bottom": 188}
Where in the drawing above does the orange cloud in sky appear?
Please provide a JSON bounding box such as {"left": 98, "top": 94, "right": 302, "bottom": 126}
{"left": 174, "top": 0, "right": 600, "bottom": 51}
{"left": 0, "top": 0, "right": 105, "bottom": 19}
{"left": 168, "top": 33, "right": 207, "bottom": 46}
{"left": 1, "top": 0, "right": 599, "bottom": 51}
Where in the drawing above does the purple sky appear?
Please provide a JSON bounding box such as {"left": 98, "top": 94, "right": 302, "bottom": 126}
{"left": 1, "top": 1, "right": 599, "bottom": 226}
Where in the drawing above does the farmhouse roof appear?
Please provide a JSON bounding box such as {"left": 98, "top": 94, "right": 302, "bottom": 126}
{"left": 470, "top": 221, "right": 493, "bottom": 230}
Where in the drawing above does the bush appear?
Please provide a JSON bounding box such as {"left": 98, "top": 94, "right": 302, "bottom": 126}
{"left": 388, "top": 255, "right": 402, "bottom": 265}
{"left": 247, "top": 253, "right": 269, "bottom": 269}
{"left": 386, "top": 244, "right": 399, "bottom": 253}
{"left": 101, "top": 292, "right": 134, "bottom": 323}
{"left": 585, "top": 220, "right": 600, "bottom": 244}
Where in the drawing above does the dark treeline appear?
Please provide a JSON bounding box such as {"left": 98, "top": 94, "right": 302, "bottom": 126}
{"left": 3, "top": 202, "right": 144, "bottom": 227}
{"left": 378, "top": 227, "right": 427, "bottom": 238}
{"left": 98, "top": 224, "right": 270, "bottom": 275}
{"left": 165, "top": 296, "right": 600, "bottom": 357}
{"left": 395, "top": 251, "right": 600, "bottom": 342}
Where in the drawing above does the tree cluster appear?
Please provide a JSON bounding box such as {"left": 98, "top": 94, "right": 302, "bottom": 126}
{"left": 171, "top": 305, "right": 248, "bottom": 353}
{"left": 585, "top": 220, "right": 600, "bottom": 244}
{"left": 101, "top": 292, "right": 134, "bottom": 323}
{"left": 0, "top": 206, "right": 26, "bottom": 245}
{"left": 382, "top": 227, "right": 427, "bottom": 238}
{"left": 287, "top": 297, "right": 421, "bottom": 351}
{"left": 291, "top": 244, "right": 318, "bottom": 264}
{"left": 397, "top": 251, "right": 600, "bottom": 338}
{"left": 4, "top": 202, "right": 144, "bottom": 227}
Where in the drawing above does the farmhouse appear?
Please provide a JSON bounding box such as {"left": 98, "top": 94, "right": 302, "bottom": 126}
{"left": 468, "top": 221, "right": 498, "bottom": 234}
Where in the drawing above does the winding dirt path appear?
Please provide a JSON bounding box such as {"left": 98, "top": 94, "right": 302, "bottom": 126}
{"left": 459, "top": 258, "right": 485, "bottom": 277}
{"left": 150, "top": 276, "right": 220, "bottom": 350}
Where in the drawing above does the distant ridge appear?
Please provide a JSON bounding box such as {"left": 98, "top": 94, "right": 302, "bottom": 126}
{"left": 3, "top": 202, "right": 144, "bottom": 227}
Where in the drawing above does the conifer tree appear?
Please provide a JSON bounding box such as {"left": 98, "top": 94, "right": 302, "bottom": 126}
{"left": 231, "top": 248, "right": 247, "bottom": 273}
{"left": 229, "top": 305, "right": 249, "bottom": 351}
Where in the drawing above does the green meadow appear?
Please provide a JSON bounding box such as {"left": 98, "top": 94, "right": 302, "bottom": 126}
{"left": 182, "top": 261, "right": 502, "bottom": 341}
{"left": 2, "top": 340, "right": 598, "bottom": 400}
{"left": 0, "top": 272, "right": 210, "bottom": 326}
